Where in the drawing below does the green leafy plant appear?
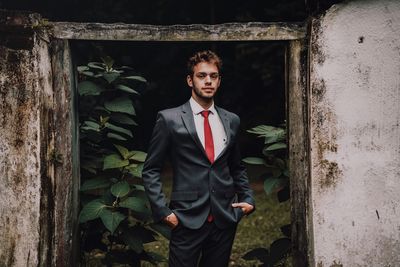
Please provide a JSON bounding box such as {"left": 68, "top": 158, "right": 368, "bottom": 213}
{"left": 242, "top": 124, "right": 291, "bottom": 267}
{"left": 78, "top": 57, "right": 169, "bottom": 266}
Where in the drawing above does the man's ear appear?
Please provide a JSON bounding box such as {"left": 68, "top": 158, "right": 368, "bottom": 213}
{"left": 187, "top": 75, "right": 193, "bottom": 87}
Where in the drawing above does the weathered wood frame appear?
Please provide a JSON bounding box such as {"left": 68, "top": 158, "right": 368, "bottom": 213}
{"left": 34, "top": 20, "right": 311, "bottom": 266}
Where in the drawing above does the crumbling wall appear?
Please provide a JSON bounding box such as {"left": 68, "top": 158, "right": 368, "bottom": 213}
{"left": 309, "top": 0, "right": 400, "bottom": 266}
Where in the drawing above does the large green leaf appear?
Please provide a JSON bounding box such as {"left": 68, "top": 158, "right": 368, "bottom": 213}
{"left": 81, "top": 71, "right": 95, "bottom": 77}
{"left": 242, "top": 247, "right": 269, "bottom": 262}
{"left": 99, "top": 209, "right": 126, "bottom": 234}
{"left": 116, "top": 84, "right": 139, "bottom": 94}
{"left": 81, "top": 120, "right": 100, "bottom": 131}
{"left": 103, "top": 72, "right": 120, "bottom": 83}
{"left": 103, "top": 154, "right": 129, "bottom": 170}
{"left": 265, "top": 142, "right": 287, "bottom": 151}
{"left": 247, "top": 125, "right": 277, "bottom": 136}
{"left": 114, "top": 144, "right": 130, "bottom": 159}
{"left": 124, "top": 75, "right": 147, "bottom": 82}
{"left": 120, "top": 196, "right": 148, "bottom": 213}
{"left": 127, "top": 163, "right": 144, "bottom": 178}
{"left": 122, "top": 226, "right": 156, "bottom": 253}
{"left": 129, "top": 151, "right": 147, "bottom": 162}
{"left": 110, "top": 113, "right": 137, "bottom": 125}
{"left": 105, "top": 122, "right": 133, "bottom": 137}
{"left": 79, "top": 200, "right": 106, "bottom": 223}
{"left": 104, "top": 97, "right": 135, "bottom": 115}
{"left": 107, "top": 132, "right": 127, "bottom": 141}
{"left": 269, "top": 238, "right": 291, "bottom": 265}
{"left": 77, "top": 66, "right": 89, "bottom": 72}
{"left": 264, "top": 177, "right": 287, "bottom": 195}
{"left": 242, "top": 157, "right": 266, "bottom": 165}
{"left": 88, "top": 62, "right": 105, "bottom": 70}
{"left": 81, "top": 177, "right": 111, "bottom": 191}
{"left": 110, "top": 181, "right": 130, "bottom": 198}
{"left": 247, "top": 125, "right": 286, "bottom": 144}
{"left": 78, "top": 81, "right": 104, "bottom": 96}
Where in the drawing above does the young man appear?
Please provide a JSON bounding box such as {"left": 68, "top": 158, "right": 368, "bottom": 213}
{"left": 142, "top": 50, "right": 255, "bottom": 267}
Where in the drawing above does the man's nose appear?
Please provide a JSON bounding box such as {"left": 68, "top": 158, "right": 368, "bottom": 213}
{"left": 205, "top": 75, "right": 212, "bottom": 83}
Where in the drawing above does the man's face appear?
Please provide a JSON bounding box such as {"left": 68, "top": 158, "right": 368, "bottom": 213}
{"left": 187, "top": 61, "right": 221, "bottom": 100}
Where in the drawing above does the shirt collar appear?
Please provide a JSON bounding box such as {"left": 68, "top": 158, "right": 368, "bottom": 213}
{"left": 189, "top": 97, "right": 216, "bottom": 115}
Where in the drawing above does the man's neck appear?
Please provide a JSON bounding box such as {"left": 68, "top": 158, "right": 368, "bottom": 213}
{"left": 192, "top": 94, "right": 213, "bottom": 110}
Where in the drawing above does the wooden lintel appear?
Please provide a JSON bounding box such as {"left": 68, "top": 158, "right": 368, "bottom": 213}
{"left": 49, "top": 22, "right": 306, "bottom": 41}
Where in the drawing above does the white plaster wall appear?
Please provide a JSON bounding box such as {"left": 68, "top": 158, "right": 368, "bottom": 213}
{"left": 309, "top": 0, "right": 400, "bottom": 266}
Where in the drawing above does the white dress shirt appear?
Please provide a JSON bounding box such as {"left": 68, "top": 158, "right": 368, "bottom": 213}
{"left": 189, "top": 97, "right": 228, "bottom": 160}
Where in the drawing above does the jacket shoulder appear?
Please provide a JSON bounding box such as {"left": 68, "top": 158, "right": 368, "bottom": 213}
{"left": 157, "top": 105, "right": 183, "bottom": 121}
{"left": 216, "top": 106, "right": 240, "bottom": 124}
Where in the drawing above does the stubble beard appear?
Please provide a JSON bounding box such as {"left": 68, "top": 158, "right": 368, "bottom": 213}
{"left": 192, "top": 85, "right": 215, "bottom": 101}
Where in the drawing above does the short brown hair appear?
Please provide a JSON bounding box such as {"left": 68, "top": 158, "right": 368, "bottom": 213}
{"left": 187, "top": 50, "right": 222, "bottom": 76}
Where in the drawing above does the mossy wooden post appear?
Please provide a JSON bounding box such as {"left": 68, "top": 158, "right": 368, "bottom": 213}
{"left": 287, "top": 38, "right": 311, "bottom": 267}
{"left": 0, "top": 10, "right": 79, "bottom": 266}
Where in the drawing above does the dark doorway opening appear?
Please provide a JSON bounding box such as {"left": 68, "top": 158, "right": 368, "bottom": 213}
{"left": 73, "top": 40, "right": 290, "bottom": 266}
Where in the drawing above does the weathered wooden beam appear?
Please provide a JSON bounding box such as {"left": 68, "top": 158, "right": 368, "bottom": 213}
{"left": 49, "top": 22, "right": 305, "bottom": 41}
{"left": 287, "top": 39, "right": 312, "bottom": 267}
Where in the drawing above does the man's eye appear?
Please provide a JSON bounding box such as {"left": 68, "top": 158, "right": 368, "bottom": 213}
{"left": 210, "top": 74, "right": 219, "bottom": 79}
{"left": 196, "top": 74, "right": 206, "bottom": 78}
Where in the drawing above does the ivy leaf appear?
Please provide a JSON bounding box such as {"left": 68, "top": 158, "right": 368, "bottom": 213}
{"left": 103, "top": 154, "right": 129, "bottom": 170}
{"left": 124, "top": 76, "right": 147, "bottom": 82}
{"left": 78, "top": 81, "right": 104, "bottom": 96}
{"left": 99, "top": 209, "right": 126, "bottom": 234}
{"left": 104, "top": 97, "right": 135, "bottom": 115}
{"left": 110, "top": 181, "right": 130, "bottom": 198}
{"left": 119, "top": 196, "right": 148, "bottom": 213}
{"left": 116, "top": 84, "right": 139, "bottom": 95}
{"left": 129, "top": 151, "right": 147, "bottom": 162}
{"left": 79, "top": 200, "right": 106, "bottom": 223}
{"left": 81, "top": 177, "right": 111, "bottom": 191}
{"left": 105, "top": 122, "right": 133, "bottom": 137}
{"left": 242, "top": 157, "right": 266, "bottom": 165}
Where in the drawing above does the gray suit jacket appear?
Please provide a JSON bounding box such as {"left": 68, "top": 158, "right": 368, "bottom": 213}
{"left": 142, "top": 101, "right": 255, "bottom": 229}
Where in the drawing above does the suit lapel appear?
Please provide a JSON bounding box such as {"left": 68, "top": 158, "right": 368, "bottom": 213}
{"left": 180, "top": 102, "right": 208, "bottom": 159}
{"left": 214, "top": 106, "right": 232, "bottom": 162}
{"left": 180, "top": 101, "right": 233, "bottom": 164}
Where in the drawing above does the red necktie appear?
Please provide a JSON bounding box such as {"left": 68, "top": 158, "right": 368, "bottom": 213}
{"left": 201, "top": 110, "right": 214, "bottom": 164}
{"left": 201, "top": 110, "right": 214, "bottom": 222}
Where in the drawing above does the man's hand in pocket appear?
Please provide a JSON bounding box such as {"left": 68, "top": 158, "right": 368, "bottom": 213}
{"left": 163, "top": 213, "right": 179, "bottom": 229}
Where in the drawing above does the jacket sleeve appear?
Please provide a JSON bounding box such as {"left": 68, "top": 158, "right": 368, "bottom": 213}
{"left": 142, "top": 112, "right": 173, "bottom": 223}
{"left": 228, "top": 116, "right": 256, "bottom": 214}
